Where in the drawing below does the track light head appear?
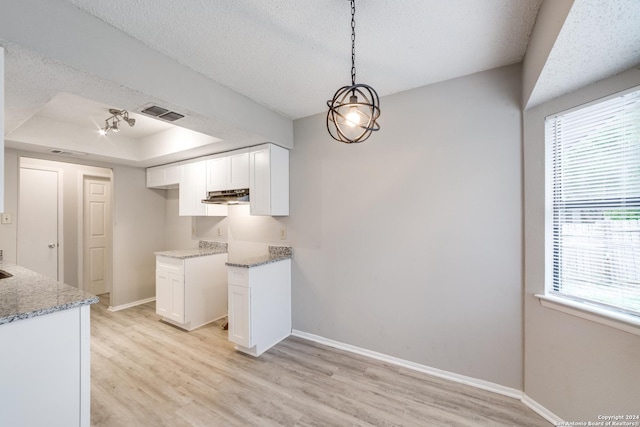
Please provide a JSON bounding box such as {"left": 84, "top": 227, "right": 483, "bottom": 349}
{"left": 99, "top": 108, "right": 135, "bottom": 135}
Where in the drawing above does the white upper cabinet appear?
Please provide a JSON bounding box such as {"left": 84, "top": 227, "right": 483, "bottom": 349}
{"left": 250, "top": 144, "right": 289, "bottom": 216}
{"left": 180, "top": 160, "right": 228, "bottom": 217}
{"left": 228, "top": 149, "right": 250, "bottom": 190}
{"left": 146, "top": 163, "right": 180, "bottom": 189}
{"left": 179, "top": 160, "right": 207, "bottom": 216}
{"left": 206, "top": 154, "right": 227, "bottom": 192}
{"left": 154, "top": 144, "right": 287, "bottom": 217}
{"left": 206, "top": 149, "right": 249, "bottom": 192}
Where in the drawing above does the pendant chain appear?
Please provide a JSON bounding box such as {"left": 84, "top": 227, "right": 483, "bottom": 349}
{"left": 350, "top": 0, "right": 356, "bottom": 86}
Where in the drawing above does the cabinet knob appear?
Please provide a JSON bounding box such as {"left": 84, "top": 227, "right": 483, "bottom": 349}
{"left": 48, "top": 243, "right": 56, "bottom": 248}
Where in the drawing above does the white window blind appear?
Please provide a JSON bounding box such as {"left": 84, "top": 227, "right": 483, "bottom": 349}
{"left": 546, "top": 88, "right": 640, "bottom": 317}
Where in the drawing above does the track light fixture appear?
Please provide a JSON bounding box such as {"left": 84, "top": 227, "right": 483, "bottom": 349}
{"left": 327, "top": 0, "right": 380, "bottom": 144}
{"left": 99, "top": 109, "right": 136, "bottom": 135}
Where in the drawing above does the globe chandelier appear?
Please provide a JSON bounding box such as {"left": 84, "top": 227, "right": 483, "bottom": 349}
{"left": 326, "top": 0, "right": 380, "bottom": 143}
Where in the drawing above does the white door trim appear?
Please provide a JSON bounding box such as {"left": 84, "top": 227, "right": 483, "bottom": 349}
{"left": 18, "top": 157, "right": 65, "bottom": 282}
{"left": 76, "top": 169, "right": 113, "bottom": 295}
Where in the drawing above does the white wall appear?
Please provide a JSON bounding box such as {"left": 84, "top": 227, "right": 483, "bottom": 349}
{"left": 0, "top": 47, "right": 4, "bottom": 213}
{"left": 289, "top": 65, "right": 524, "bottom": 389}
{"left": 0, "top": 149, "right": 17, "bottom": 264}
{"left": 225, "top": 204, "right": 289, "bottom": 258}
{"left": 524, "top": 67, "right": 640, "bottom": 420}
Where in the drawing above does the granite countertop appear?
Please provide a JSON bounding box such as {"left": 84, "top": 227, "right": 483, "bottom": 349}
{"left": 226, "top": 246, "right": 293, "bottom": 268}
{"left": 0, "top": 264, "right": 98, "bottom": 325}
{"left": 155, "top": 247, "right": 228, "bottom": 259}
{"left": 155, "top": 241, "right": 228, "bottom": 259}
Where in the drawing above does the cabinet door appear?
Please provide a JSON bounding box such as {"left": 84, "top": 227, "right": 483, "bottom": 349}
{"left": 147, "top": 164, "right": 180, "bottom": 189}
{"left": 228, "top": 150, "right": 249, "bottom": 190}
{"left": 179, "top": 161, "right": 207, "bottom": 216}
{"left": 249, "top": 146, "right": 271, "bottom": 216}
{"left": 249, "top": 144, "right": 289, "bottom": 216}
{"left": 147, "top": 167, "right": 166, "bottom": 188}
{"left": 228, "top": 284, "right": 251, "bottom": 347}
{"left": 168, "top": 272, "right": 185, "bottom": 323}
{"left": 164, "top": 165, "right": 181, "bottom": 186}
{"left": 155, "top": 269, "right": 170, "bottom": 317}
{"left": 206, "top": 156, "right": 227, "bottom": 192}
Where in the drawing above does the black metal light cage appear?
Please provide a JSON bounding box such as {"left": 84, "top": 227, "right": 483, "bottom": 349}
{"left": 326, "top": 0, "right": 381, "bottom": 144}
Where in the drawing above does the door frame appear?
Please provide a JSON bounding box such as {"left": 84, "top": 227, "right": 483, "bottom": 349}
{"left": 18, "top": 157, "right": 65, "bottom": 281}
{"left": 77, "top": 169, "right": 113, "bottom": 295}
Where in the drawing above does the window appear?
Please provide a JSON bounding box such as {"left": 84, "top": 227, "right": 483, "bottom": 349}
{"left": 545, "top": 88, "right": 640, "bottom": 319}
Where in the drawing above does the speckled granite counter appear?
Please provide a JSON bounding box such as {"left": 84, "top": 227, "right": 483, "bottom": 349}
{"left": 226, "top": 246, "right": 292, "bottom": 268}
{"left": 0, "top": 264, "right": 98, "bottom": 325}
{"left": 155, "top": 241, "right": 228, "bottom": 259}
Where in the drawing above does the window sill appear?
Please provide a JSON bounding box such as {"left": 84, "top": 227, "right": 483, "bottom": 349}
{"left": 535, "top": 294, "right": 640, "bottom": 336}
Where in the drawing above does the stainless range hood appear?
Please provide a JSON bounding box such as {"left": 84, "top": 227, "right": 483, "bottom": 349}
{"left": 202, "top": 189, "right": 250, "bottom": 205}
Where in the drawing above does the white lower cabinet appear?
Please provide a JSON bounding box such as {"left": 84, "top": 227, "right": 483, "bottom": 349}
{"left": 228, "top": 284, "right": 251, "bottom": 347}
{"left": 227, "top": 259, "right": 291, "bottom": 356}
{"left": 156, "top": 263, "right": 185, "bottom": 323}
{"left": 156, "top": 254, "right": 227, "bottom": 331}
{"left": 0, "top": 306, "right": 91, "bottom": 427}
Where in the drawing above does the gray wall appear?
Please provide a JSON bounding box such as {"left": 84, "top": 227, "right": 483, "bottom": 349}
{"left": 524, "top": 67, "right": 640, "bottom": 419}
{"left": 2, "top": 151, "right": 112, "bottom": 286}
{"left": 111, "top": 165, "right": 165, "bottom": 306}
{"left": 289, "top": 64, "right": 524, "bottom": 389}
{"left": 1, "top": 148, "right": 166, "bottom": 307}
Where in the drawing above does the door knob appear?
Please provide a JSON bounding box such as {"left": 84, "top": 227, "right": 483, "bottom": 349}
{"left": 48, "top": 243, "right": 56, "bottom": 248}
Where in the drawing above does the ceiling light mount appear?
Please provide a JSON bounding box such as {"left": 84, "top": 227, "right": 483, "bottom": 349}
{"left": 327, "top": 0, "right": 380, "bottom": 144}
{"left": 99, "top": 108, "right": 136, "bottom": 135}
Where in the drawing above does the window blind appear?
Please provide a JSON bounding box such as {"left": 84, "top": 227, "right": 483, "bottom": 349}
{"left": 546, "top": 89, "right": 640, "bottom": 317}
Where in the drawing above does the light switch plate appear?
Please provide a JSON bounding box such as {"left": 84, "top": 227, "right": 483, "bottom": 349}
{"left": 1, "top": 213, "right": 11, "bottom": 224}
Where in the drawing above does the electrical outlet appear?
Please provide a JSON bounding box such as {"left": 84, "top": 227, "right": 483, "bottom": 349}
{"left": 216, "top": 227, "right": 222, "bottom": 237}
{"left": 1, "top": 213, "right": 11, "bottom": 224}
{"left": 280, "top": 229, "right": 287, "bottom": 240}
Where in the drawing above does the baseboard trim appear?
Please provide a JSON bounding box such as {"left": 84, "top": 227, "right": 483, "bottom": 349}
{"left": 108, "top": 297, "right": 156, "bottom": 312}
{"left": 291, "top": 329, "right": 562, "bottom": 424}
{"left": 521, "top": 394, "right": 563, "bottom": 425}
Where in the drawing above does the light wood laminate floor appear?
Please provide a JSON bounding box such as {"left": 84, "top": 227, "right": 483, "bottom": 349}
{"left": 91, "top": 295, "right": 550, "bottom": 426}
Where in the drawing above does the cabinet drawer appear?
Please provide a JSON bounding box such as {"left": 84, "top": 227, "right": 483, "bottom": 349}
{"left": 228, "top": 267, "right": 249, "bottom": 286}
{"left": 156, "top": 256, "right": 184, "bottom": 274}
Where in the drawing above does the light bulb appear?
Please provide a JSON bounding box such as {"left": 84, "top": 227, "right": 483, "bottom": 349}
{"left": 345, "top": 94, "right": 361, "bottom": 128}
{"left": 345, "top": 107, "right": 360, "bottom": 128}
{"left": 98, "top": 128, "right": 107, "bottom": 136}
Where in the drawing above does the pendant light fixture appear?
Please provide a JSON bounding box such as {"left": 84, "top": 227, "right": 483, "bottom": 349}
{"left": 327, "top": 0, "right": 380, "bottom": 144}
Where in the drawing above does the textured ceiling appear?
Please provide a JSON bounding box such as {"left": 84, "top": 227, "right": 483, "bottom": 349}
{"left": 527, "top": 0, "right": 640, "bottom": 108}
{"left": 3, "top": 0, "right": 640, "bottom": 166}
{"left": 64, "top": 0, "right": 542, "bottom": 119}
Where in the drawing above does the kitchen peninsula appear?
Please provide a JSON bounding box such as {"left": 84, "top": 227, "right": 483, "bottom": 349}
{"left": 0, "top": 265, "right": 98, "bottom": 427}
{"left": 227, "top": 246, "right": 292, "bottom": 357}
{"left": 154, "top": 241, "right": 228, "bottom": 331}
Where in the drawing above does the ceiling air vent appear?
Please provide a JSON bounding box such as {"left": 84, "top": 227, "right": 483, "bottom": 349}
{"left": 48, "top": 148, "right": 87, "bottom": 156}
{"left": 140, "top": 105, "right": 185, "bottom": 122}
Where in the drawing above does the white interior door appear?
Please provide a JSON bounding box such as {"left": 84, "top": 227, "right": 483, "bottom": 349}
{"left": 83, "top": 176, "right": 111, "bottom": 295}
{"left": 18, "top": 168, "right": 59, "bottom": 280}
